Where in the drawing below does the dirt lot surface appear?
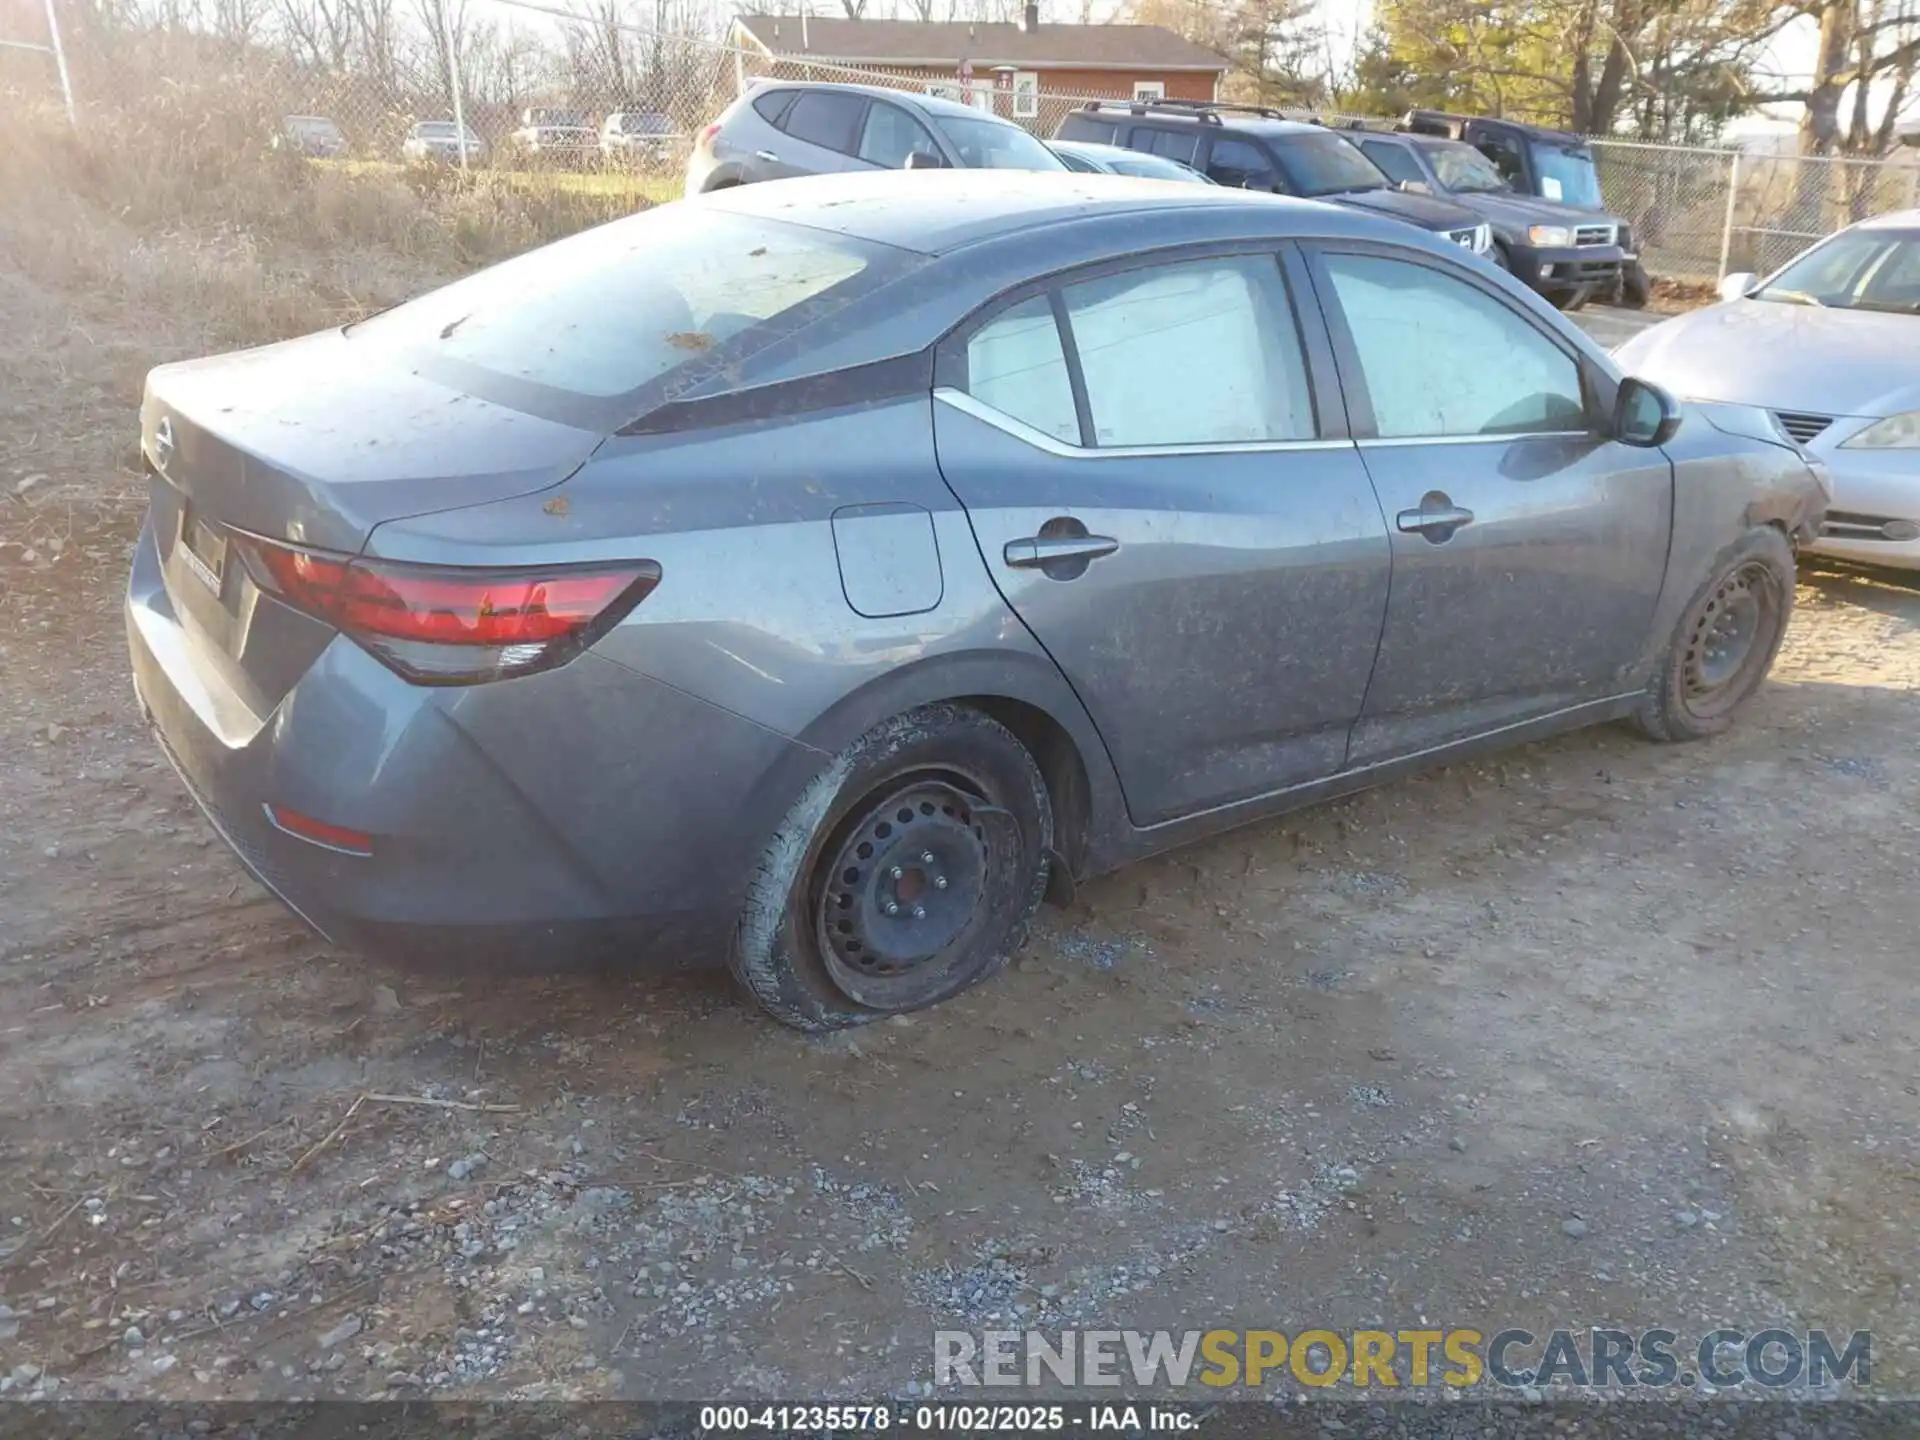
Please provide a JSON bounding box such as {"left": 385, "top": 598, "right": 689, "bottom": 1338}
{"left": 2, "top": 270, "right": 1916, "bottom": 1415}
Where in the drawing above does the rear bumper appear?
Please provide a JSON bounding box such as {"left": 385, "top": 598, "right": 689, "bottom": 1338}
{"left": 127, "top": 516, "right": 815, "bottom": 968}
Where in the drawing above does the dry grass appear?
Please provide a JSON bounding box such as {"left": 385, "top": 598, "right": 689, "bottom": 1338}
{"left": 0, "top": 85, "right": 666, "bottom": 550}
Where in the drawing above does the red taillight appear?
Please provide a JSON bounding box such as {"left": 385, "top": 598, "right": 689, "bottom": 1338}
{"left": 235, "top": 535, "right": 658, "bottom": 685}
{"left": 697, "top": 123, "right": 721, "bottom": 152}
{"left": 264, "top": 804, "right": 374, "bottom": 856}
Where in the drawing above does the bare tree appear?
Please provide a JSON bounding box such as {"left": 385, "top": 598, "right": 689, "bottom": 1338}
{"left": 1743, "top": 0, "right": 1920, "bottom": 156}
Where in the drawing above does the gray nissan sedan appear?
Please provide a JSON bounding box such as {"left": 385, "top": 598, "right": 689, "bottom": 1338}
{"left": 129, "top": 171, "right": 1827, "bottom": 1030}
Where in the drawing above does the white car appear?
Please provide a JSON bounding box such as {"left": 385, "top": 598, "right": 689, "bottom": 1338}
{"left": 1615, "top": 209, "right": 1920, "bottom": 568}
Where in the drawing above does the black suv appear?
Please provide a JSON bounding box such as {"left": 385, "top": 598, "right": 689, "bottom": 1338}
{"left": 1398, "top": 111, "right": 1649, "bottom": 306}
{"left": 1344, "top": 128, "right": 1628, "bottom": 310}
{"left": 1053, "top": 100, "right": 1492, "bottom": 259}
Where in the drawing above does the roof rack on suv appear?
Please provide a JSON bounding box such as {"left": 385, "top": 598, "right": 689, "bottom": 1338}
{"left": 1074, "top": 97, "right": 1298, "bottom": 124}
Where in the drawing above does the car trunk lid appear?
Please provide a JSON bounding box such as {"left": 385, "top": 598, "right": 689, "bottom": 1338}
{"left": 141, "top": 328, "right": 606, "bottom": 553}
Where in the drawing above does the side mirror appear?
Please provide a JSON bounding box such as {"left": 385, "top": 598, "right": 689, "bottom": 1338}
{"left": 1396, "top": 179, "right": 1432, "bottom": 195}
{"left": 1718, "top": 271, "right": 1758, "bottom": 302}
{"left": 903, "top": 150, "right": 945, "bottom": 170}
{"left": 1615, "top": 377, "right": 1682, "bottom": 448}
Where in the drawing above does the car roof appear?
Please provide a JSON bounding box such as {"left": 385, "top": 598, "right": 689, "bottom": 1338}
{"left": 754, "top": 80, "right": 1011, "bottom": 123}
{"left": 701, "top": 168, "right": 1424, "bottom": 255}
{"left": 1857, "top": 207, "right": 1920, "bottom": 231}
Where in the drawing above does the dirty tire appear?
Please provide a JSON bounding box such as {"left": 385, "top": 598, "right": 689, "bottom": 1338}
{"left": 729, "top": 704, "right": 1053, "bottom": 1031}
{"left": 1491, "top": 243, "right": 1514, "bottom": 272}
{"left": 1634, "top": 527, "right": 1795, "bottom": 743}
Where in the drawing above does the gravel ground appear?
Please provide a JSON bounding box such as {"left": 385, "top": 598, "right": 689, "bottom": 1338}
{"left": 1, "top": 291, "right": 1915, "bottom": 1423}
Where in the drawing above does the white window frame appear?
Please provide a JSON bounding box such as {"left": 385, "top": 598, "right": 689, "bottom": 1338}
{"left": 1012, "top": 71, "right": 1040, "bottom": 119}
{"left": 1132, "top": 80, "right": 1165, "bottom": 101}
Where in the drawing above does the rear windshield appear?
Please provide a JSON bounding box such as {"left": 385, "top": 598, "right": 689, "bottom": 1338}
{"left": 346, "top": 206, "right": 901, "bottom": 423}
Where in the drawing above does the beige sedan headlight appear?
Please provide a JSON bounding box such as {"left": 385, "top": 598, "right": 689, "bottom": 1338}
{"left": 1841, "top": 412, "right": 1920, "bottom": 450}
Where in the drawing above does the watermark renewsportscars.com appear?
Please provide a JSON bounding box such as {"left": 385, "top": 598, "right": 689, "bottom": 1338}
{"left": 933, "top": 1327, "right": 1872, "bottom": 1392}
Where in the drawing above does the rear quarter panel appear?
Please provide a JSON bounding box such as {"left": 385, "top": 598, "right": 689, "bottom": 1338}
{"left": 361, "top": 393, "right": 1128, "bottom": 871}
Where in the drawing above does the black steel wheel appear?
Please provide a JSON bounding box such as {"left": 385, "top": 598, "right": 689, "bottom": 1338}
{"left": 731, "top": 704, "right": 1053, "bottom": 1030}
{"left": 1634, "top": 528, "right": 1795, "bottom": 742}
{"left": 813, "top": 776, "right": 1003, "bottom": 1004}
{"left": 1679, "top": 561, "right": 1780, "bottom": 722}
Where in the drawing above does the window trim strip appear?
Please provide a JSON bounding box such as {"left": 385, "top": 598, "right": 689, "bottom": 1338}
{"left": 935, "top": 387, "right": 1353, "bottom": 458}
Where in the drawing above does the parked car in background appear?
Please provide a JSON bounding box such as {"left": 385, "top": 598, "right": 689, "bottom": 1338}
{"left": 1614, "top": 209, "right": 1917, "bottom": 569}
{"left": 129, "top": 170, "right": 1825, "bottom": 1032}
{"left": 401, "top": 120, "right": 487, "bottom": 166}
{"left": 1344, "top": 128, "right": 1627, "bottom": 310}
{"left": 602, "top": 111, "right": 679, "bottom": 166}
{"left": 1049, "top": 139, "right": 1213, "bottom": 183}
{"left": 686, "top": 81, "right": 1065, "bottom": 195}
{"left": 511, "top": 107, "right": 598, "bottom": 165}
{"left": 1399, "top": 110, "right": 1650, "bottom": 307}
{"left": 275, "top": 115, "right": 347, "bottom": 159}
{"left": 1053, "top": 101, "right": 1492, "bottom": 257}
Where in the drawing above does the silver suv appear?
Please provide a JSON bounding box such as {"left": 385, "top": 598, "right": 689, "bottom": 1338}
{"left": 686, "top": 81, "right": 1064, "bottom": 196}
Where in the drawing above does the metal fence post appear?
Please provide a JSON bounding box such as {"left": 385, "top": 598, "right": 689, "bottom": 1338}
{"left": 1717, "top": 150, "right": 1741, "bottom": 280}
{"left": 441, "top": 0, "right": 468, "bottom": 171}
{"left": 42, "top": 0, "right": 77, "bottom": 129}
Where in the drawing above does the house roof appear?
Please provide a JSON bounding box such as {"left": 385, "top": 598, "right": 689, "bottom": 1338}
{"left": 733, "top": 15, "right": 1229, "bottom": 73}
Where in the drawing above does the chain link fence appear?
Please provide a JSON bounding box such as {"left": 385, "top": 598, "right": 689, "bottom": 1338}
{"left": 13, "top": 0, "right": 1920, "bottom": 280}
{"left": 1589, "top": 140, "right": 1920, "bottom": 283}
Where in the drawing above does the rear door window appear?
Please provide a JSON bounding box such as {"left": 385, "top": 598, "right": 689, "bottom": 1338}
{"left": 1062, "top": 256, "right": 1315, "bottom": 446}
{"left": 783, "top": 92, "right": 867, "bottom": 155}
{"left": 1142, "top": 128, "right": 1200, "bottom": 165}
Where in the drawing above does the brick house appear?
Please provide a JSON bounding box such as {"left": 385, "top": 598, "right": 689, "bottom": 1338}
{"left": 730, "top": 7, "right": 1227, "bottom": 125}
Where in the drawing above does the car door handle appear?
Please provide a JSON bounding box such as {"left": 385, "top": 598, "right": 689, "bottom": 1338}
{"left": 1396, "top": 497, "right": 1475, "bottom": 542}
{"left": 1004, "top": 535, "right": 1120, "bottom": 569}
{"left": 754, "top": 149, "right": 780, "bottom": 163}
